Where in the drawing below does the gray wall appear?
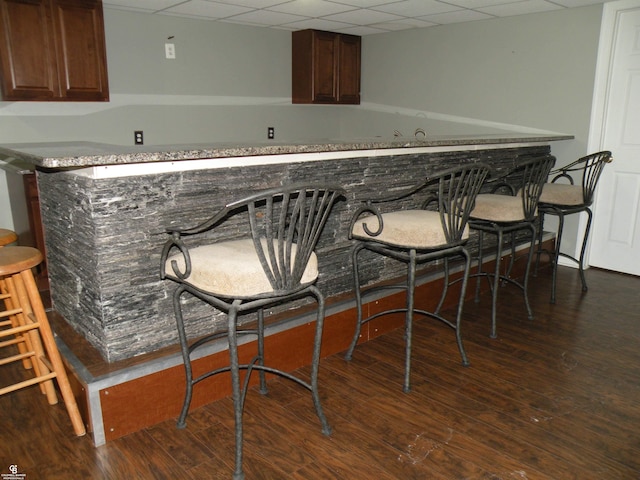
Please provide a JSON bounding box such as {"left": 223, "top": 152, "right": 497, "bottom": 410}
{"left": 0, "top": 5, "right": 603, "bottom": 252}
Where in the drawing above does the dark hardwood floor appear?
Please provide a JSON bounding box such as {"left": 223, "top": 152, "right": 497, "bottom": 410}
{"left": 2, "top": 265, "right": 639, "bottom": 479}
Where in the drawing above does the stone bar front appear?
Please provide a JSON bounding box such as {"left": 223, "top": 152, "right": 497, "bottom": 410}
{"left": 0, "top": 135, "right": 569, "bottom": 362}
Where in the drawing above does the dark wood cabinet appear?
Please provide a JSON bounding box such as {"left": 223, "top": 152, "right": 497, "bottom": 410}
{"left": 0, "top": 0, "right": 109, "bottom": 101}
{"left": 292, "top": 29, "right": 360, "bottom": 105}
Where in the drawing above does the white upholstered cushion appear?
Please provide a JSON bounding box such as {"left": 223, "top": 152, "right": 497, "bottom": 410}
{"left": 471, "top": 194, "right": 528, "bottom": 222}
{"left": 165, "top": 238, "right": 318, "bottom": 297}
{"left": 539, "top": 183, "right": 584, "bottom": 206}
{"left": 351, "top": 209, "right": 468, "bottom": 249}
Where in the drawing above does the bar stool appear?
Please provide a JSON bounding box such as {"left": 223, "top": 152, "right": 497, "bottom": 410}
{"left": 345, "top": 164, "right": 490, "bottom": 392}
{"left": 0, "top": 246, "right": 86, "bottom": 436}
{"left": 0, "top": 229, "right": 17, "bottom": 247}
{"left": 0, "top": 229, "right": 32, "bottom": 370}
{"left": 469, "top": 155, "right": 555, "bottom": 338}
{"left": 161, "top": 184, "right": 343, "bottom": 480}
{"left": 536, "top": 151, "right": 612, "bottom": 303}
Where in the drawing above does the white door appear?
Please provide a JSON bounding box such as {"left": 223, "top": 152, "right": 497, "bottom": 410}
{"left": 588, "top": 2, "right": 640, "bottom": 275}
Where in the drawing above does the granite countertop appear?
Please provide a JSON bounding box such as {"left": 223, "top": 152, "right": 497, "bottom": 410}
{"left": 0, "top": 133, "right": 573, "bottom": 170}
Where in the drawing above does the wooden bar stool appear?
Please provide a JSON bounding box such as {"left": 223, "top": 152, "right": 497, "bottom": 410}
{"left": 0, "top": 228, "right": 31, "bottom": 369}
{"left": 0, "top": 229, "right": 18, "bottom": 247}
{"left": 0, "top": 246, "right": 86, "bottom": 436}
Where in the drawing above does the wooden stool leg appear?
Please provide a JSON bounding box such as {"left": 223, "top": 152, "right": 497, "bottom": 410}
{"left": 11, "top": 274, "right": 58, "bottom": 404}
{"left": 0, "top": 277, "right": 33, "bottom": 370}
{"left": 18, "top": 269, "right": 86, "bottom": 436}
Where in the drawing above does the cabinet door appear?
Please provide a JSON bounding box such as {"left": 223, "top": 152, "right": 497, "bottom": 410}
{"left": 312, "top": 30, "right": 339, "bottom": 103}
{"left": 337, "top": 34, "right": 360, "bottom": 104}
{"left": 0, "top": 0, "right": 59, "bottom": 100}
{"left": 52, "top": 0, "right": 109, "bottom": 101}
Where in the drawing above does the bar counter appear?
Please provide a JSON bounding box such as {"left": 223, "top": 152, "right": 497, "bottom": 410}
{"left": 0, "top": 134, "right": 571, "bottom": 363}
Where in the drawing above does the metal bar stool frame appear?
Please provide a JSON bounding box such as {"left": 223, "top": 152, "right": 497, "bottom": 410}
{"left": 161, "top": 184, "right": 343, "bottom": 480}
{"left": 344, "top": 164, "right": 491, "bottom": 393}
{"left": 535, "top": 151, "right": 612, "bottom": 303}
{"left": 469, "top": 155, "right": 555, "bottom": 338}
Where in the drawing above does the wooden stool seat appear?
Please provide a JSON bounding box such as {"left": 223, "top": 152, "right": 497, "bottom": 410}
{"left": 0, "top": 246, "right": 43, "bottom": 274}
{"left": 0, "top": 246, "right": 86, "bottom": 436}
{"left": 0, "top": 229, "right": 18, "bottom": 247}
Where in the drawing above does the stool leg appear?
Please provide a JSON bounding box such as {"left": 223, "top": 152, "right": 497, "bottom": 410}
{"left": 490, "top": 230, "right": 503, "bottom": 339}
{"left": 256, "top": 309, "right": 267, "bottom": 395}
{"left": 19, "top": 268, "right": 86, "bottom": 436}
{"left": 227, "top": 302, "right": 245, "bottom": 480}
{"left": 308, "top": 285, "right": 331, "bottom": 436}
{"left": 1, "top": 277, "right": 33, "bottom": 370}
{"left": 475, "top": 231, "right": 485, "bottom": 302}
{"left": 11, "top": 274, "right": 58, "bottom": 404}
{"left": 523, "top": 224, "right": 536, "bottom": 321}
{"left": 174, "top": 287, "right": 193, "bottom": 429}
{"left": 577, "top": 208, "right": 593, "bottom": 293}
{"left": 403, "top": 250, "right": 417, "bottom": 393}
{"left": 551, "top": 211, "right": 565, "bottom": 304}
{"left": 345, "top": 243, "right": 365, "bottom": 361}
{"left": 455, "top": 249, "right": 471, "bottom": 367}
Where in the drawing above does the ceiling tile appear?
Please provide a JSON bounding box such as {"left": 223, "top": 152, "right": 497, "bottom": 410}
{"left": 373, "top": 0, "right": 463, "bottom": 16}
{"left": 325, "top": 0, "right": 404, "bottom": 7}
{"left": 419, "top": 10, "right": 494, "bottom": 25}
{"left": 478, "top": 0, "right": 564, "bottom": 17}
{"left": 278, "top": 18, "right": 355, "bottom": 31}
{"left": 213, "top": 0, "right": 292, "bottom": 7}
{"left": 323, "top": 8, "right": 404, "bottom": 25}
{"left": 443, "top": 0, "right": 524, "bottom": 8}
{"left": 267, "top": 0, "right": 356, "bottom": 17}
{"left": 161, "top": 1, "right": 252, "bottom": 19}
{"left": 224, "top": 9, "right": 307, "bottom": 25}
{"left": 102, "top": 0, "right": 184, "bottom": 12}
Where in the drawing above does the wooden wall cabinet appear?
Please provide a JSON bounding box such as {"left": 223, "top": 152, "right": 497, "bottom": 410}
{"left": 0, "top": 0, "right": 109, "bottom": 101}
{"left": 292, "top": 29, "right": 361, "bottom": 105}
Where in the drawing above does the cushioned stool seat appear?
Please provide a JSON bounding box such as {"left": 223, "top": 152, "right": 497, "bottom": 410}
{"left": 351, "top": 209, "right": 470, "bottom": 249}
{"left": 471, "top": 194, "right": 531, "bottom": 222}
{"left": 165, "top": 238, "right": 318, "bottom": 297}
{"left": 539, "top": 183, "right": 584, "bottom": 206}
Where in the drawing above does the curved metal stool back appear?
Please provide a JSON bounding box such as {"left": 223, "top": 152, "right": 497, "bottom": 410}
{"left": 469, "top": 155, "right": 555, "bottom": 338}
{"left": 161, "top": 184, "right": 343, "bottom": 480}
{"left": 345, "top": 163, "right": 490, "bottom": 393}
{"left": 536, "top": 151, "right": 612, "bottom": 303}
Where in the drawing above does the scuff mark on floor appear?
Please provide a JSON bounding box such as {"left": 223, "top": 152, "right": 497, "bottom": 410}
{"left": 561, "top": 351, "right": 578, "bottom": 370}
{"left": 397, "top": 428, "right": 454, "bottom": 464}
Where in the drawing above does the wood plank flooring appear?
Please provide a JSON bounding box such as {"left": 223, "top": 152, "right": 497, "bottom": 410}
{"left": 1, "top": 265, "right": 639, "bottom": 479}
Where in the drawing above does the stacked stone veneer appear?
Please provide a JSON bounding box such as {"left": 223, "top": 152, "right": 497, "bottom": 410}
{"left": 37, "top": 145, "right": 550, "bottom": 362}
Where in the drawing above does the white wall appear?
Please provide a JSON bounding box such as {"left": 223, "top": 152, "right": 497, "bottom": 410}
{"left": 358, "top": 5, "right": 602, "bottom": 160}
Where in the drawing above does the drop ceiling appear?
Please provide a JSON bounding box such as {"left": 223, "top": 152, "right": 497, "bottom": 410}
{"left": 101, "top": 0, "right": 614, "bottom": 36}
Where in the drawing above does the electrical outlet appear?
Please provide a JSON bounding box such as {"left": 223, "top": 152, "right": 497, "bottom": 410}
{"left": 268, "top": 127, "right": 275, "bottom": 139}
{"left": 134, "top": 131, "right": 144, "bottom": 145}
{"left": 165, "top": 43, "right": 175, "bottom": 59}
